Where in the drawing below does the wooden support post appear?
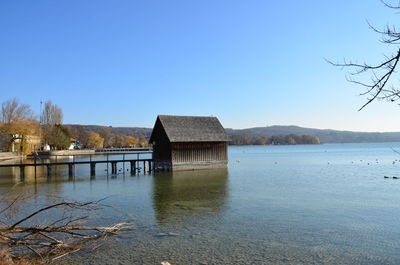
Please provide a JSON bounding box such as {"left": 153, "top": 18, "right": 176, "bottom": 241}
{"left": 47, "top": 164, "right": 52, "bottom": 178}
{"left": 123, "top": 154, "right": 125, "bottom": 173}
{"left": 143, "top": 161, "right": 146, "bottom": 174}
{"left": 130, "top": 161, "right": 136, "bottom": 175}
{"left": 20, "top": 165, "right": 25, "bottom": 179}
{"left": 148, "top": 160, "right": 152, "bottom": 173}
{"left": 34, "top": 156, "right": 37, "bottom": 179}
{"left": 106, "top": 154, "right": 109, "bottom": 174}
{"left": 68, "top": 164, "right": 74, "bottom": 178}
{"left": 90, "top": 162, "right": 96, "bottom": 177}
{"left": 111, "top": 162, "right": 117, "bottom": 174}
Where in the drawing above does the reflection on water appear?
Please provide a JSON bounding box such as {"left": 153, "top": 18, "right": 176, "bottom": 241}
{"left": 152, "top": 169, "right": 228, "bottom": 224}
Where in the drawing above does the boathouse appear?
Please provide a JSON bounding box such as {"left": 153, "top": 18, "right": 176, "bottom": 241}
{"left": 149, "top": 115, "right": 230, "bottom": 171}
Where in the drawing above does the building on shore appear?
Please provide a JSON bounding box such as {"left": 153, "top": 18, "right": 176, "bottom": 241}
{"left": 1, "top": 134, "right": 41, "bottom": 153}
{"left": 149, "top": 115, "right": 230, "bottom": 171}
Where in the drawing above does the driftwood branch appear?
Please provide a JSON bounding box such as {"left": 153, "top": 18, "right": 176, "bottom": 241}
{"left": 0, "top": 198, "right": 133, "bottom": 262}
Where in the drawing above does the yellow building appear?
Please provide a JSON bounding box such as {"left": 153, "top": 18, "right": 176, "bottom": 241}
{"left": 7, "top": 134, "right": 41, "bottom": 154}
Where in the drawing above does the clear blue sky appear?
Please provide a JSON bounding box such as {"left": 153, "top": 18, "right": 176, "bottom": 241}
{"left": 1, "top": 1, "right": 399, "bottom": 131}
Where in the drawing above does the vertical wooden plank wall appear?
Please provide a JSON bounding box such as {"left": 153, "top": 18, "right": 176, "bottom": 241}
{"left": 171, "top": 142, "right": 227, "bottom": 163}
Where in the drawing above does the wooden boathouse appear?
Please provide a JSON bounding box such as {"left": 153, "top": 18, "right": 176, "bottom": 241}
{"left": 149, "top": 115, "right": 230, "bottom": 171}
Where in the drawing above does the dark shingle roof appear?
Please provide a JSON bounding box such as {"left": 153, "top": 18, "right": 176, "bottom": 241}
{"left": 153, "top": 115, "right": 229, "bottom": 142}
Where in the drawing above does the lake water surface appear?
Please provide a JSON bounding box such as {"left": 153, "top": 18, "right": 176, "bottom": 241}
{"left": 2, "top": 143, "right": 400, "bottom": 264}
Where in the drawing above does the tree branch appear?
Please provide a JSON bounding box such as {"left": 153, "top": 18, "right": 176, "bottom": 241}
{"left": 0, "top": 198, "right": 133, "bottom": 262}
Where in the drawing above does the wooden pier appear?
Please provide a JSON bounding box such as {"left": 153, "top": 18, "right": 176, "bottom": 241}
{"left": 0, "top": 152, "right": 153, "bottom": 178}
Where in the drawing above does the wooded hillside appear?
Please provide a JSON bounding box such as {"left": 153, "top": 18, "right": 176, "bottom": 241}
{"left": 64, "top": 124, "right": 400, "bottom": 145}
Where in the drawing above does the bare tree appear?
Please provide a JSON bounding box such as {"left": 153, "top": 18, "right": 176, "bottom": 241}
{"left": 0, "top": 99, "right": 38, "bottom": 153}
{"left": 330, "top": 0, "right": 400, "bottom": 110}
{"left": 41, "top": 101, "right": 70, "bottom": 149}
{"left": 41, "top": 100, "right": 63, "bottom": 125}
{"left": 0, "top": 98, "right": 33, "bottom": 123}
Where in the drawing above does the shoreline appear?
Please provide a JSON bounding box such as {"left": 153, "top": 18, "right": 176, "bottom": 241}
{"left": 0, "top": 152, "right": 25, "bottom": 163}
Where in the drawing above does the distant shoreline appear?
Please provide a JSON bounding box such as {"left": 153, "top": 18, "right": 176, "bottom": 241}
{"left": 64, "top": 124, "right": 400, "bottom": 145}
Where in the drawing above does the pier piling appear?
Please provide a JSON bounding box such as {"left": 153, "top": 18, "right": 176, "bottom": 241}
{"left": 130, "top": 161, "right": 136, "bottom": 175}
{"left": 20, "top": 165, "right": 25, "bottom": 178}
{"left": 47, "top": 165, "right": 52, "bottom": 178}
{"left": 111, "top": 162, "right": 117, "bottom": 174}
{"left": 90, "top": 162, "right": 96, "bottom": 176}
{"left": 68, "top": 164, "right": 74, "bottom": 178}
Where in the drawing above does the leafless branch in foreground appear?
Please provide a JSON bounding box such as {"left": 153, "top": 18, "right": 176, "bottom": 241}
{"left": 328, "top": 1, "right": 400, "bottom": 110}
{"left": 0, "top": 198, "right": 133, "bottom": 262}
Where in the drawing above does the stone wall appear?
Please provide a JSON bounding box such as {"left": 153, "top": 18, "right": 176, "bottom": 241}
{"left": 0, "top": 152, "right": 24, "bottom": 162}
{"left": 37, "top": 150, "right": 95, "bottom": 157}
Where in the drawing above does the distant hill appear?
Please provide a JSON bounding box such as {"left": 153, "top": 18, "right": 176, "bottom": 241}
{"left": 226, "top": 125, "right": 400, "bottom": 144}
{"left": 65, "top": 124, "right": 400, "bottom": 144}
{"left": 64, "top": 124, "right": 152, "bottom": 139}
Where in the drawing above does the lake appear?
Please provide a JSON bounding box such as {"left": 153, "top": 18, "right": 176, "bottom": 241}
{"left": 1, "top": 143, "right": 400, "bottom": 264}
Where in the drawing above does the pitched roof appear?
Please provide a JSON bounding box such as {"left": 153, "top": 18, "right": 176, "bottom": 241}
{"left": 151, "top": 115, "right": 230, "bottom": 142}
